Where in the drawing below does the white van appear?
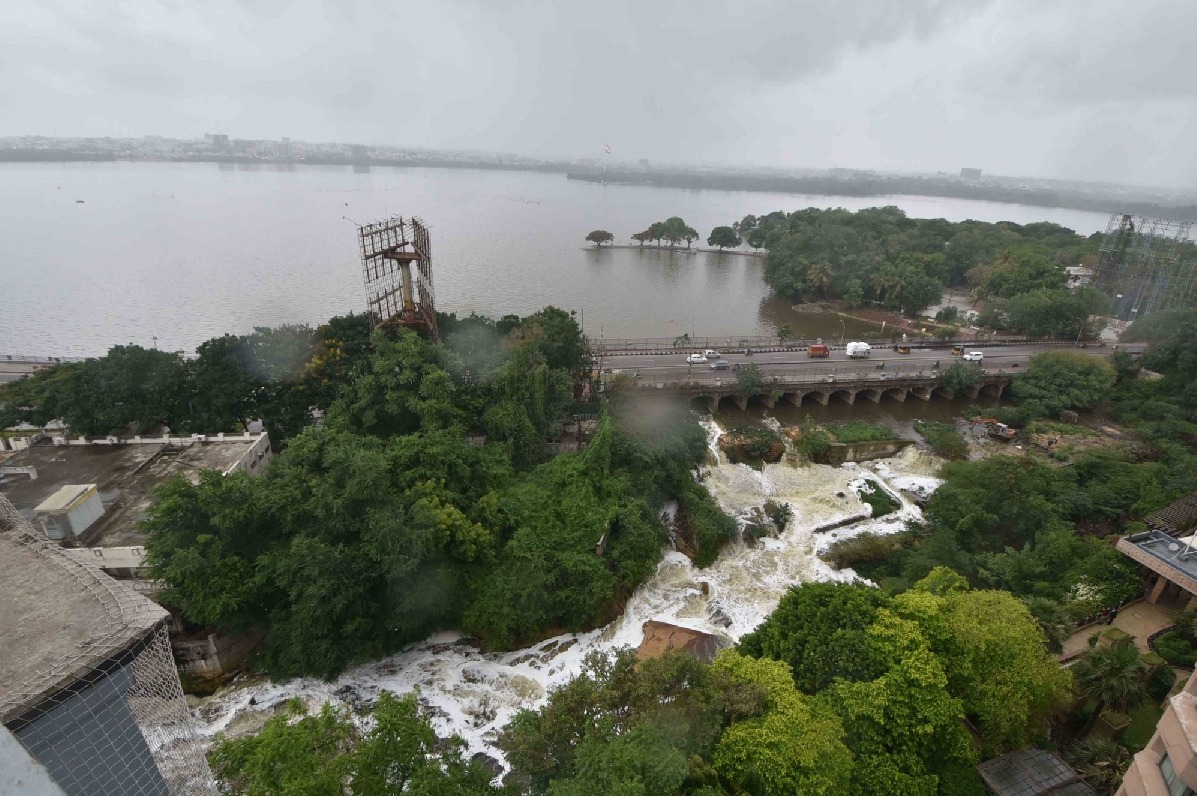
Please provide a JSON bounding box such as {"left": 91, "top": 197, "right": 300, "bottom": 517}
{"left": 846, "top": 342, "right": 871, "bottom": 358}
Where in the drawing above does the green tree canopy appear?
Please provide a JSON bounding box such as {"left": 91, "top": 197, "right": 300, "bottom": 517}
{"left": 707, "top": 226, "right": 741, "bottom": 250}
{"left": 1013, "top": 351, "right": 1116, "bottom": 417}
{"left": 585, "top": 230, "right": 614, "bottom": 247}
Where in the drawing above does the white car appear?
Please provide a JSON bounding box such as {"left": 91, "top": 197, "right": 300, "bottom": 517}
{"left": 686, "top": 353, "right": 707, "bottom": 364}
{"left": 704, "top": 349, "right": 721, "bottom": 359}
{"left": 962, "top": 351, "right": 984, "bottom": 362}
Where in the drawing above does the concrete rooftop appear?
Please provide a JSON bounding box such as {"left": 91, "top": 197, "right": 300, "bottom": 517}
{"left": 1119, "top": 530, "right": 1197, "bottom": 594}
{"left": 0, "top": 507, "right": 168, "bottom": 725}
{"left": 0, "top": 439, "right": 256, "bottom": 548}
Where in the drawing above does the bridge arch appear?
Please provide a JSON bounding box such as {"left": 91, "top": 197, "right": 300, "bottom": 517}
{"left": 828, "top": 389, "right": 856, "bottom": 405}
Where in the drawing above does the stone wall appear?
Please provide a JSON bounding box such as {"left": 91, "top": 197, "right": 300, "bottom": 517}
{"left": 819, "top": 439, "right": 913, "bottom": 466}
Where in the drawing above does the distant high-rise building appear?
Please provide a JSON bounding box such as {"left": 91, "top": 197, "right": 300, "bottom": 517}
{"left": 203, "top": 133, "right": 230, "bottom": 152}
{"left": 350, "top": 144, "right": 368, "bottom": 163}
{"left": 960, "top": 167, "right": 982, "bottom": 181}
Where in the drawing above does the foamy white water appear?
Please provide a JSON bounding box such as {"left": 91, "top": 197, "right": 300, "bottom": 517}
{"left": 193, "top": 418, "right": 944, "bottom": 766}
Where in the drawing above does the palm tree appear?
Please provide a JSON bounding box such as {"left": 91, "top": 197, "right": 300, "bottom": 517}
{"left": 1072, "top": 640, "right": 1147, "bottom": 739}
{"left": 1066, "top": 736, "right": 1132, "bottom": 794}
{"left": 870, "top": 272, "right": 890, "bottom": 302}
{"left": 807, "top": 263, "right": 832, "bottom": 298}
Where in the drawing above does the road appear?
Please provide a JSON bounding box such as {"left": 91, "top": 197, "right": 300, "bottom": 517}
{"left": 600, "top": 342, "right": 1143, "bottom": 376}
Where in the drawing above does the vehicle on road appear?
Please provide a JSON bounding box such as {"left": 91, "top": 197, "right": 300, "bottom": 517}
{"left": 962, "top": 351, "right": 984, "bottom": 362}
{"left": 710, "top": 359, "right": 731, "bottom": 371}
{"left": 896, "top": 344, "right": 911, "bottom": 354}
{"left": 704, "top": 350, "right": 721, "bottom": 359}
{"left": 808, "top": 344, "right": 830, "bottom": 357}
{"left": 686, "top": 353, "right": 706, "bottom": 364}
{"left": 951, "top": 345, "right": 965, "bottom": 356}
{"left": 846, "top": 341, "right": 871, "bottom": 358}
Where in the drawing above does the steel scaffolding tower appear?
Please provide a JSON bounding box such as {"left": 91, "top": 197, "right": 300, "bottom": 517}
{"left": 357, "top": 216, "right": 438, "bottom": 340}
{"left": 1093, "top": 213, "right": 1196, "bottom": 321}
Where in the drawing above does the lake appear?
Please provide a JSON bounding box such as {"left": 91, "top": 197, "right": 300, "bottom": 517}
{"left": 0, "top": 162, "right": 1113, "bottom": 356}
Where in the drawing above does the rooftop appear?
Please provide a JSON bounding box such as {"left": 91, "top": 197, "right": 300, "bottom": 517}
{"left": 0, "top": 497, "right": 169, "bottom": 725}
{"left": 1119, "top": 529, "right": 1197, "bottom": 593}
{"left": 1145, "top": 490, "right": 1197, "bottom": 536}
{"left": 0, "top": 437, "right": 261, "bottom": 548}
{"left": 977, "top": 747, "right": 1093, "bottom": 795}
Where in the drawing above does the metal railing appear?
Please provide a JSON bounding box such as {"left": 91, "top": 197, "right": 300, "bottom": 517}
{"left": 606, "top": 363, "right": 1026, "bottom": 390}
{"left": 590, "top": 334, "right": 1079, "bottom": 355}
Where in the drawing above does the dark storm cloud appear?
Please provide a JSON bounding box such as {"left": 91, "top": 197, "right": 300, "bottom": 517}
{"left": 3, "top": 0, "right": 1196, "bottom": 187}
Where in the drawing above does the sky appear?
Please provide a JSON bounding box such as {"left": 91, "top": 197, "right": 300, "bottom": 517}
{"left": 4, "top": 0, "right": 1197, "bottom": 188}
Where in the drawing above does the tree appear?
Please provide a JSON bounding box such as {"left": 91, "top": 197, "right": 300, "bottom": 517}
{"left": 711, "top": 651, "right": 854, "bottom": 796}
{"left": 210, "top": 692, "right": 496, "bottom": 796}
{"left": 807, "top": 262, "right": 832, "bottom": 298}
{"left": 1013, "top": 351, "right": 1116, "bottom": 417}
{"left": 734, "top": 363, "right": 765, "bottom": 398}
{"left": 777, "top": 324, "right": 793, "bottom": 344}
{"left": 896, "top": 583, "right": 1072, "bottom": 749}
{"left": 941, "top": 363, "right": 979, "bottom": 396}
{"left": 1066, "top": 736, "right": 1132, "bottom": 795}
{"left": 682, "top": 226, "right": 699, "bottom": 250}
{"left": 707, "top": 226, "right": 741, "bottom": 251}
{"left": 630, "top": 230, "right": 650, "bottom": 247}
{"left": 817, "top": 609, "right": 976, "bottom": 795}
{"left": 746, "top": 228, "right": 767, "bottom": 251}
{"left": 586, "top": 230, "right": 614, "bottom": 247}
{"left": 1072, "top": 639, "right": 1148, "bottom": 738}
{"left": 899, "top": 272, "right": 943, "bottom": 316}
{"left": 738, "top": 582, "right": 892, "bottom": 694}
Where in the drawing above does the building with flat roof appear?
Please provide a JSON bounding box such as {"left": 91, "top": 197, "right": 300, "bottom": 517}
{"left": 0, "top": 494, "right": 214, "bottom": 794}
{"left": 1118, "top": 668, "right": 1197, "bottom": 795}
{"left": 0, "top": 433, "right": 270, "bottom": 555}
{"left": 1116, "top": 490, "right": 1197, "bottom": 611}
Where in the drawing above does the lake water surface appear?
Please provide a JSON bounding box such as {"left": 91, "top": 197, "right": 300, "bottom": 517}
{"left": 0, "top": 162, "right": 1113, "bottom": 356}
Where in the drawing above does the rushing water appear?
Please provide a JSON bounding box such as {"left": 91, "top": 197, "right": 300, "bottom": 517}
{"left": 193, "top": 417, "right": 945, "bottom": 767}
{"left": 0, "top": 162, "right": 1113, "bottom": 356}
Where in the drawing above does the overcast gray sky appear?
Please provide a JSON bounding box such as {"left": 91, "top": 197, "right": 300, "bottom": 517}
{"left": 4, "top": 0, "right": 1196, "bottom": 187}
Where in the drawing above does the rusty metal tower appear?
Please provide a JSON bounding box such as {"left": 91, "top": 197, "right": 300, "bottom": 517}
{"left": 357, "top": 216, "right": 439, "bottom": 340}
{"left": 1093, "top": 213, "right": 1195, "bottom": 321}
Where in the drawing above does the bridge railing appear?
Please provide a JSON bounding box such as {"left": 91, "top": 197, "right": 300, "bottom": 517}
{"left": 591, "top": 335, "right": 1078, "bottom": 355}
{"left": 608, "top": 363, "right": 1028, "bottom": 389}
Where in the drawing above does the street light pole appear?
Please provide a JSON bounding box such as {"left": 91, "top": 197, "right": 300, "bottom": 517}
{"left": 838, "top": 318, "right": 846, "bottom": 346}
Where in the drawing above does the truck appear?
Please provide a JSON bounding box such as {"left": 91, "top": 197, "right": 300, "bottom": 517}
{"left": 846, "top": 342, "right": 871, "bottom": 359}
{"left": 808, "top": 344, "right": 830, "bottom": 357}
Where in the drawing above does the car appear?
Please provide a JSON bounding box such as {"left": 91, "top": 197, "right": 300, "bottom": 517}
{"left": 709, "top": 359, "right": 732, "bottom": 371}
{"left": 962, "top": 351, "right": 984, "bottom": 362}
{"left": 704, "top": 349, "right": 721, "bottom": 359}
{"left": 686, "top": 353, "right": 706, "bottom": 364}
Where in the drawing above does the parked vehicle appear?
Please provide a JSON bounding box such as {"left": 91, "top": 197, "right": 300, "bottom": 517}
{"left": 846, "top": 341, "right": 871, "bottom": 358}
{"left": 989, "top": 422, "right": 1017, "bottom": 442}
{"left": 962, "top": 351, "right": 984, "bottom": 362}
{"left": 704, "top": 350, "right": 721, "bottom": 359}
{"left": 808, "top": 344, "right": 830, "bottom": 357}
{"left": 710, "top": 359, "right": 732, "bottom": 371}
{"left": 686, "top": 353, "right": 706, "bottom": 364}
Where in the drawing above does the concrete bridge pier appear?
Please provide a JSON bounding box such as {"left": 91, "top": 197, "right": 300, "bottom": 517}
{"left": 783, "top": 391, "right": 805, "bottom": 407}
{"left": 912, "top": 387, "right": 933, "bottom": 401}
{"left": 831, "top": 390, "right": 856, "bottom": 405}
{"left": 968, "top": 383, "right": 983, "bottom": 400}
{"left": 886, "top": 388, "right": 909, "bottom": 402}
{"left": 732, "top": 395, "right": 747, "bottom": 411}
{"left": 761, "top": 393, "right": 776, "bottom": 409}
{"left": 812, "top": 391, "right": 830, "bottom": 406}
{"left": 861, "top": 388, "right": 882, "bottom": 403}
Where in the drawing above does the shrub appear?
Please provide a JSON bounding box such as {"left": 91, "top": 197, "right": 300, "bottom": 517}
{"left": 826, "top": 422, "right": 897, "bottom": 443}
{"left": 1154, "top": 632, "right": 1197, "bottom": 667}
{"left": 820, "top": 532, "right": 910, "bottom": 570}
{"left": 794, "top": 417, "right": 831, "bottom": 460}
{"left": 1147, "top": 665, "right": 1177, "bottom": 701}
{"left": 856, "top": 480, "right": 900, "bottom": 518}
{"left": 913, "top": 421, "right": 968, "bottom": 460}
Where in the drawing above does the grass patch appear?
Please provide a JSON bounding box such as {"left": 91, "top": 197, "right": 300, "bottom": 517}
{"left": 913, "top": 421, "right": 968, "bottom": 460}
{"left": 821, "top": 531, "right": 907, "bottom": 570}
{"left": 1124, "top": 702, "right": 1165, "bottom": 752}
{"left": 856, "top": 479, "right": 900, "bottom": 518}
{"left": 826, "top": 422, "right": 897, "bottom": 443}
{"left": 1026, "top": 420, "right": 1097, "bottom": 438}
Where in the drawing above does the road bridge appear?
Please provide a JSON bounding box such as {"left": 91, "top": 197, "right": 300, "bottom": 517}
{"left": 614, "top": 363, "right": 1016, "bottom": 412}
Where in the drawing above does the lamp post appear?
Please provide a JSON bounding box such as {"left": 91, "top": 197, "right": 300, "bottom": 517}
{"left": 838, "top": 318, "right": 846, "bottom": 345}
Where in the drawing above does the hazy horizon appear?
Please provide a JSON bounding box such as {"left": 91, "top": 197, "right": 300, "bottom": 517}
{"left": 5, "top": 0, "right": 1197, "bottom": 189}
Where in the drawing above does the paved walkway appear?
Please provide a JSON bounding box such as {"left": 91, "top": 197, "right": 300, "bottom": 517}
{"left": 1060, "top": 599, "right": 1178, "bottom": 662}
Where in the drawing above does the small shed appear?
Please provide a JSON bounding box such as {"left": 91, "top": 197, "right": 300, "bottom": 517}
{"left": 977, "top": 748, "right": 1094, "bottom": 795}
{"left": 33, "top": 484, "right": 104, "bottom": 541}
